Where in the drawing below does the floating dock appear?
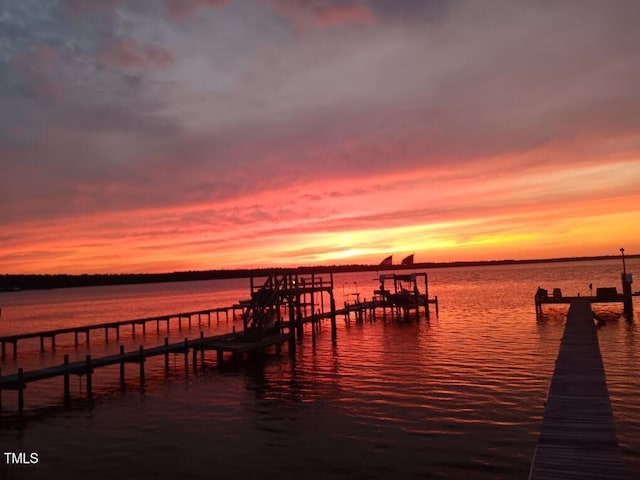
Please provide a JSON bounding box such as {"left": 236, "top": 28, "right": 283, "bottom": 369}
{"left": 529, "top": 298, "right": 628, "bottom": 479}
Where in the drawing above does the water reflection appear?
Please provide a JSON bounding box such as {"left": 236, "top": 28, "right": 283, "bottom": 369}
{"left": 1, "top": 259, "right": 639, "bottom": 478}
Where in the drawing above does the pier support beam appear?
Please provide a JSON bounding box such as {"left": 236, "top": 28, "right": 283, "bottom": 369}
{"left": 164, "top": 338, "right": 170, "bottom": 373}
{"left": 139, "top": 346, "right": 145, "bottom": 385}
{"left": 18, "top": 368, "right": 24, "bottom": 416}
{"left": 86, "top": 355, "right": 92, "bottom": 401}
{"left": 622, "top": 273, "right": 634, "bottom": 320}
{"left": 63, "top": 355, "right": 70, "bottom": 406}
{"left": 330, "top": 296, "right": 337, "bottom": 343}
{"left": 183, "top": 338, "right": 189, "bottom": 372}
{"left": 120, "top": 345, "right": 126, "bottom": 387}
{"left": 288, "top": 301, "right": 296, "bottom": 356}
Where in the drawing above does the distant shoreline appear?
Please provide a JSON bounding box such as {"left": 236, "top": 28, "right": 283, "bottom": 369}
{"left": 1, "top": 254, "right": 636, "bottom": 293}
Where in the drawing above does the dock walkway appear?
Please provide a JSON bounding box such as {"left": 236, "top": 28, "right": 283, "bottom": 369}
{"left": 0, "top": 306, "right": 240, "bottom": 359}
{"left": 529, "top": 298, "right": 627, "bottom": 479}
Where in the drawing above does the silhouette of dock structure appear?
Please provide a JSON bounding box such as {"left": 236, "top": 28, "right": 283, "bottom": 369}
{"left": 0, "top": 271, "right": 438, "bottom": 415}
{"left": 529, "top": 298, "right": 628, "bottom": 479}
{"left": 535, "top": 249, "right": 637, "bottom": 320}
{"left": 0, "top": 306, "right": 243, "bottom": 359}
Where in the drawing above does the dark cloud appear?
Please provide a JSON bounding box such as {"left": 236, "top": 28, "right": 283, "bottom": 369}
{"left": 165, "top": 0, "right": 228, "bottom": 18}
{"left": 97, "top": 38, "right": 175, "bottom": 68}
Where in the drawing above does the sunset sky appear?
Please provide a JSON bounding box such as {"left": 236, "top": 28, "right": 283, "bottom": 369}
{"left": 2, "top": 0, "right": 640, "bottom": 274}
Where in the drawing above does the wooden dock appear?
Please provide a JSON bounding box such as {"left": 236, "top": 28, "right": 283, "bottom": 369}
{"left": 0, "top": 330, "right": 291, "bottom": 414}
{"left": 0, "top": 271, "right": 440, "bottom": 415}
{"left": 0, "top": 306, "right": 242, "bottom": 359}
{"left": 529, "top": 298, "right": 628, "bottom": 479}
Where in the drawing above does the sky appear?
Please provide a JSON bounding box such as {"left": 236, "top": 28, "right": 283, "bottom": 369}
{"left": 1, "top": 0, "right": 640, "bottom": 274}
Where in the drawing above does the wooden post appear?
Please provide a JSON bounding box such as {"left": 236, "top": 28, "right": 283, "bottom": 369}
{"left": 184, "top": 338, "right": 188, "bottom": 371}
{"left": 217, "top": 349, "right": 223, "bottom": 365}
{"left": 1, "top": 341, "right": 5, "bottom": 358}
{"left": 63, "top": 354, "right": 70, "bottom": 406}
{"left": 192, "top": 345, "right": 198, "bottom": 373}
{"left": 422, "top": 274, "right": 428, "bottom": 318}
{"left": 86, "top": 329, "right": 90, "bottom": 344}
{"left": 51, "top": 334, "right": 56, "bottom": 351}
{"left": 200, "top": 332, "right": 205, "bottom": 363}
{"left": 622, "top": 273, "right": 634, "bottom": 320}
{"left": 120, "top": 345, "right": 126, "bottom": 387}
{"left": 40, "top": 336, "right": 45, "bottom": 352}
{"left": 86, "top": 355, "right": 92, "bottom": 401}
{"left": 178, "top": 316, "right": 182, "bottom": 331}
{"left": 75, "top": 331, "right": 79, "bottom": 346}
{"left": 116, "top": 325, "right": 120, "bottom": 340}
{"left": 105, "top": 327, "right": 109, "bottom": 342}
{"left": 142, "top": 322, "right": 146, "bottom": 335}
{"left": 288, "top": 298, "right": 296, "bottom": 355}
{"left": 17, "top": 368, "right": 24, "bottom": 416}
{"left": 164, "top": 338, "right": 169, "bottom": 374}
{"left": 330, "top": 296, "right": 337, "bottom": 343}
{"left": 13, "top": 340, "right": 17, "bottom": 359}
{"left": 139, "top": 346, "right": 145, "bottom": 384}
{"left": 132, "top": 323, "right": 135, "bottom": 337}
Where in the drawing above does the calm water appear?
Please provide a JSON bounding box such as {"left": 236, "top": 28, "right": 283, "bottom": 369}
{"left": 0, "top": 259, "right": 639, "bottom": 479}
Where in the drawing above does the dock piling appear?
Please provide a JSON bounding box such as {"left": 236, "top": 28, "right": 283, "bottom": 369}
{"left": 119, "top": 345, "right": 125, "bottom": 387}
{"left": 139, "top": 346, "right": 145, "bottom": 384}
{"left": 330, "top": 297, "right": 337, "bottom": 342}
{"left": 164, "top": 338, "right": 169, "bottom": 373}
{"left": 85, "top": 355, "right": 92, "bottom": 401}
{"left": 183, "top": 338, "right": 188, "bottom": 371}
{"left": 17, "top": 368, "right": 24, "bottom": 416}
{"left": 63, "top": 354, "right": 70, "bottom": 406}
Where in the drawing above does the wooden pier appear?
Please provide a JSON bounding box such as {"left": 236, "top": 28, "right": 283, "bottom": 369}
{"left": 0, "top": 270, "right": 439, "bottom": 415}
{"left": 529, "top": 298, "right": 628, "bottom": 479}
{"left": 0, "top": 331, "right": 291, "bottom": 414}
{"left": 0, "top": 306, "right": 241, "bottom": 359}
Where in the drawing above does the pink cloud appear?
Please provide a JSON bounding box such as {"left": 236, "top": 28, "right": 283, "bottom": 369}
{"left": 98, "top": 39, "right": 175, "bottom": 69}
{"left": 312, "top": 4, "right": 376, "bottom": 27}
{"left": 272, "top": 0, "right": 375, "bottom": 32}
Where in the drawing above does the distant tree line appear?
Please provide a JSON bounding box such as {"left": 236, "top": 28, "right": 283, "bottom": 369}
{"left": 0, "top": 255, "right": 633, "bottom": 292}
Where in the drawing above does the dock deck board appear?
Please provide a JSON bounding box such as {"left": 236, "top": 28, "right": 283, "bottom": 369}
{"left": 529, "top": 298, "right": 627, "bottom": 479}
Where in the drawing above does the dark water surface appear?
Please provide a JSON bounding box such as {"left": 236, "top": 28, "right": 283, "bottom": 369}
{"left": 1, "top": 259, "right": 638, "bottom": 479}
